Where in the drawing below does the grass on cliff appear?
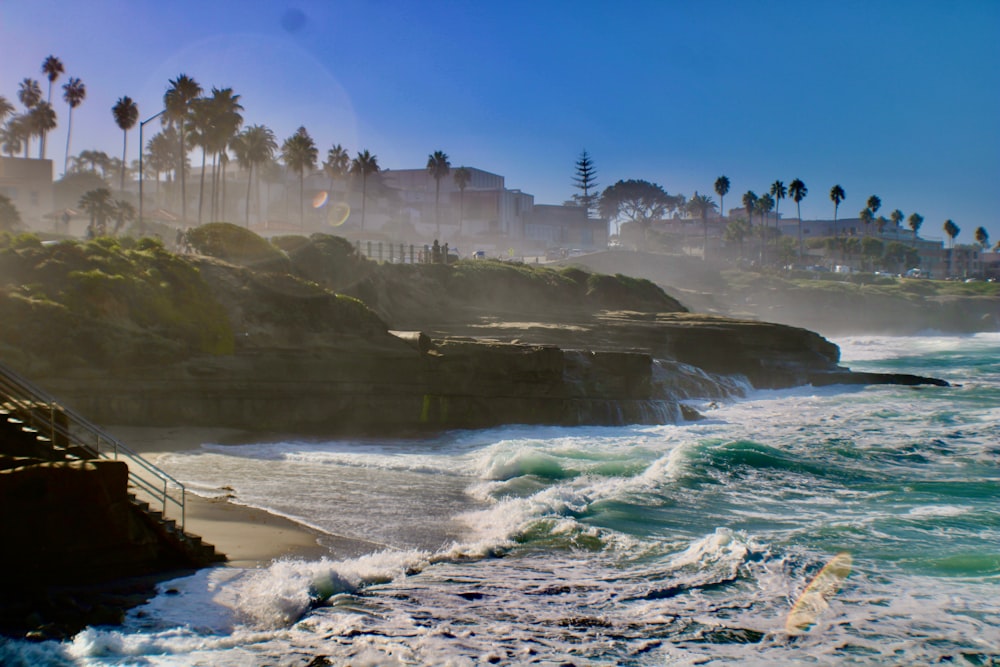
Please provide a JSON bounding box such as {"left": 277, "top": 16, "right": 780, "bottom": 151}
{"left": 0, "top": 232, "right": 234, "bottom": 367}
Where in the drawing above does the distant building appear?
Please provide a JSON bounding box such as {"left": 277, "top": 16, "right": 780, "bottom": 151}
{"left": 526, "top": 204, "right": 607, "bottom": 249}
{"left": 0, "top": 157, "right": 54, "bottom": 228}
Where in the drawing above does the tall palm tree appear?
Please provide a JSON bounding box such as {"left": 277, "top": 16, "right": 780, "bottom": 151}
{"left": 163, "top": 74, "right": 202, "bottom": 222}
{"left": 769, "top": 180, "right": 786, "bottom": 230}
{"left": 788, "top": 178, "right": 807, "bottom": 259}
{"left": 204, "top": 87, "right": 243, "bottom": 221}
{"left": 907, "top": 212, "right": 923, "bottom": 242}
{"left": 756, "top": 193, "right": 774, "bottom": 264}
{"left": 351, "top": 149, "right": 379, "bottom": 230}
{"left": 324, "top": 143, "right": 350, "bottom": 196}
{"left": 943, "top": 219, "right": 960, "bottom": 276}
{"left": 426, "top": 150, "right": 451, "bottom": 238}
{"left": 41, "top": 55, "right": 64, "bottom": 102}
{"left": 40, "top": 56, "right": 64, "bottom": 158}
{"left": 714, "top": 176, "right": 730, "bottom": 219}
{"left": 61, "top": 77, "right": 85, "bottom": 174}
{"left": 742, "top": 190, "right": 758, "bottom": 248}
{"left": 686, "top": 191, "right": 717, "bottom": 260}
{"left": 111, "top": 96, "right": 138, "bottom": 192}
{"left": 890, "top": 208, "right": 903, "bottom": 231}
{"left": 281, "top": 126, "right": 318, "bottom": 228}
{"left": 974, "top": 226, "right": 989, "bottom": 249}
{"left": 231, "top": 124, "right": 277, "bottom": 227}
{"left": 943, "top": 219, "right": 960, "bottom": 247}
{"left": 829, "top": 184, "right": 845, "bottom": 222}
{"left": 454, "top": 166, "right": 471, "bottom": 236}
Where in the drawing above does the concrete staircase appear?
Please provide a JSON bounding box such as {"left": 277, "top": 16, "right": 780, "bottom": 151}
{"left": 0, "top": 363, "right": 225, "bottom": 568}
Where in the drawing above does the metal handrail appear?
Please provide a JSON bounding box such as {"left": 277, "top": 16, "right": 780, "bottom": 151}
{"left": 0, "top": 361, "right": 186, "bottom": 529}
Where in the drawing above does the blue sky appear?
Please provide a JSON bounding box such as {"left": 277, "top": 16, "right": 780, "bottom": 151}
{"left": 2, "top": 0, "right": 998, "bottom": 244}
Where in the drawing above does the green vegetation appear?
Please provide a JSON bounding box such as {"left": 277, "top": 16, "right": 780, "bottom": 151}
{"left": 186, "top": 222, "right": 289, "bottom": 272}
{"left": 0, "top": 232, "right": 234, "bottom": 367}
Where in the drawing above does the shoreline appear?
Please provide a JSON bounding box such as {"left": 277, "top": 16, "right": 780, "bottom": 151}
{"left": 105, "top": 426, "right": 383, "bottom": 568}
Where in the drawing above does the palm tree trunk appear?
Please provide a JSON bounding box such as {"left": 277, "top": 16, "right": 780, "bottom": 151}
{"left": 299, "top": 171, "right": 305, "bottom": 229}
{"left": 179, "top": 124, "right": 187, "bottom": 222}
{"left": 361, "top": 176, "right": 367, "bottom": 230}
{"left": 120, "top": 130, "right": 128, "bottom": 192}
{"left": 198, "top": 148, "right": 207, "bottom": 225}
{"left": 435, "top": 179, "right": 441, "bottom": 238}
{"left": 63, "top": 109, "right": 74, "bottom": 175}
{"left": 245, "top": 164, "right": 253, "bottom": 228}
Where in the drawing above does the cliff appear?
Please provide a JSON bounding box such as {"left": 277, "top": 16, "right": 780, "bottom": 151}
{"left": 0, "top": 226, "right": 946, "bottom": 436}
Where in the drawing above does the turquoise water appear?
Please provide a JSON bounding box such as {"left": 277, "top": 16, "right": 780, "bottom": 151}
{"left": 3, "top": 333, "right": 998, "bottom": 665}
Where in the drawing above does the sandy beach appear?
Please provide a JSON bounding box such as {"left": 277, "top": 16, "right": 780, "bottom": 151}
{"left": 104, "top": 425, "right": 381, "bottom": 568}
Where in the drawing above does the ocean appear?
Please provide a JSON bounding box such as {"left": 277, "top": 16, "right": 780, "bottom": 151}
{"left": 3, "top": 333, "right": 998, "bottom": 666}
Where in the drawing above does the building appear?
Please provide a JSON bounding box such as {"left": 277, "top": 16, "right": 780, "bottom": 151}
{"left": 0, "top": 157, "right": 54, "bottom": 228}
{"left": 526, "top": 204, "right": 607, "bottom": 249}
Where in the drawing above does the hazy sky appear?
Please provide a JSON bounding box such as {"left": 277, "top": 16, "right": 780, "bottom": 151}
{"left": 2, "top": 0, "right": 998, "bottom": 244}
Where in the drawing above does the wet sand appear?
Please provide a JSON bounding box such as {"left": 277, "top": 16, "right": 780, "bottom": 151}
{"left": 105, "top": 426, "right": 382, "bottom": 567}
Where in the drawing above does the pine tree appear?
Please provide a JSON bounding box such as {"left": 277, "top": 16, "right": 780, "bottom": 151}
{"left": 572, "top": 150, "right": 599, "bottom": 216}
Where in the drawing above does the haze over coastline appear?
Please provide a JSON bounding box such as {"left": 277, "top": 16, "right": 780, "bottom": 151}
{"left": 2, "top": 0, "right": 998, "bottom": 244}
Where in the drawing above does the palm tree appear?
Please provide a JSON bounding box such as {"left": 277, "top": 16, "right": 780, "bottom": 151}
{"left": 350, "top": 149, "right": 379, "bottom": 230}
{"left": 454, "top": 166, "right": 471, "bottom": 236}
{"left": 231, "top": 125, "right": 277, "bottom": 227}
{"left": 79, "top": 187, "right": 115, "bottom": 236}
{"left": 111, "top": 96, "right": 138, "bottom": 192}
{"left": 769, "top": 180, "right": 786, "bottom": 231}
{"left": 324, "top": 143, "right": 350, "bottom": 197}
{"left": 974, "top": 226, "right": 989, "bottom": 249}
{"left": 426, "top": 150, "right": 451, "bottom": 238}
{"left": 28, "top": 102, "right": 57, "bottom": 159}
{"left": 40, "top": 56, "right": 64, "bottom": 158}
{"left": 756, "top": 193, "right": 774, "bottom": 264}
{"left": 41, "top": 56, "right": 64, "bottom": 102}
{"left": 17, "top": 78, "right": 42, "bottom": 110}
{"left": 281, "top": 126, "right": 318, "bottom": 228}
{"left": 829, "top": 185, "right": 845, "bottom": 223}
{"left": 742, "top": 190, "right": 758, "bottom": 245}
{"left": 907, "top": 212, "right": 923, "bottom": 243}
{"left": 17, "top": 78, "right": 42, "bottom": 156}
{"left": 890, "top": 208, "right": 903, "bottom": 231}
{"left": 163, "top": 74, "right": 202, "bottom": 222}
{"left": 204, "top": 87, "right": 243, "bottom": 221}
{"left": 686, "top": 191, "right": 717, "bottom": 260}
{"left": 61, "top": 77, "right": 85, "bottom": 174}
{"left": 714, "top": 176, "right": 730, "bottom": 219}
{"left": 866, "top": 195, "right": 881, "bottom": 219}
{"left": 943, "top": 219, "right": 960, "bottom": 277}
{"left": 788, "top": 178, "right": 807, "bottom": 259}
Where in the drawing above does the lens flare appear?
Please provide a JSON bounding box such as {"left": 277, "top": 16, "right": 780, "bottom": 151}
{"left": 328, "top": 202, "right": 351, "bottom": 227}
{"left": 312, "top": 191, "right": 329, "bottom": 209}
{"left": 785, "top": 551, "right": 852, "bottom": 635}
